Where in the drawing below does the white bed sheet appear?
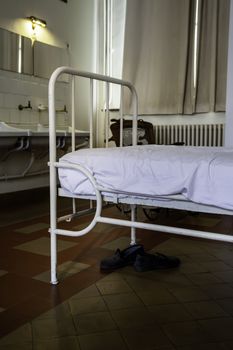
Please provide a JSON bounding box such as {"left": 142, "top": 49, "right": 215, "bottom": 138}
{"left": 58, "top": 145, "right": 233, "bottom": 210}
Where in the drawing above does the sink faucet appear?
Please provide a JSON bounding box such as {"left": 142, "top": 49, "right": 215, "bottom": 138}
{"left": 18, "top": 100, "right": 32, "bottom": 111}
{"left": 38, "top": 104, "right": 48, "bottom": 112}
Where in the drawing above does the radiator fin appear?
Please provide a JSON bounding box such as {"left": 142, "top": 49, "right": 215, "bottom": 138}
{"left": 154, "top": 124, "right": 224, "bottom": 146}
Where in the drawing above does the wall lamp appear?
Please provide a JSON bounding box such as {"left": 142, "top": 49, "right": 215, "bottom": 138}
{"left": 27, "top": 16, "right": 47, "bottom": 30}
{"left": 26, "top": 16, "right": 47, "bottom": 44}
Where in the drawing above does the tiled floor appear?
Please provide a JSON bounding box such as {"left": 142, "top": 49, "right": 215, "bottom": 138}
{"left": 1, "top": 191, "right": 233, "bottom": 349}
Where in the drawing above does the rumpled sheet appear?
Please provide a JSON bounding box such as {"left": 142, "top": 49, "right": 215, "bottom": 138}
{"left": 58, "top": 145, "right": 233, "bottom": 210}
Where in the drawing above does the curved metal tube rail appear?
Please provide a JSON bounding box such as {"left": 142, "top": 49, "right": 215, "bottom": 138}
{"left": 53, "top": 161, "right": 102, "bottom": 237}
{"left": 48, "top": 67, "right": 138, "bottom": 284}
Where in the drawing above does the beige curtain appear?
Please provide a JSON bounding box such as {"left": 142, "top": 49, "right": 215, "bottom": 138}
{"left": 122, "top": 0, "right": 191, "bottom": 114}
{"left": 122, "top": 0, "right": 230, "bottom": 115}
{"left": 195, "top": 0, "right": 230, "bottom": 113}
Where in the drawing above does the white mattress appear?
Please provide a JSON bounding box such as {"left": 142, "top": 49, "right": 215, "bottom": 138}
{"left": 58, "top": 145, "right": 233, "bottom": 210}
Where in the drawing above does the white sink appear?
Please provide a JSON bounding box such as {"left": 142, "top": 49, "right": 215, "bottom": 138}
{"left": 31, "top": 124, "right": 66, "bottom": 136}
{"left": 0, "top": 122, "right": 89, "bottom": 137}
{"left": 33, "top": 125, "right": 89, "bottom": 137}
{"left": 0, "top": 122, "right": 30, "bottom": 136}
{"left": 67, "top": 126, "right": 90, "bottom": 137}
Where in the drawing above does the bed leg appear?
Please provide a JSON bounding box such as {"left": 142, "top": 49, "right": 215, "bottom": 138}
{"left": 50, "top": 231, "right": 58, "bottom": 285}
{"left": 130, "top": 204, "right": 137, "bottom": 245}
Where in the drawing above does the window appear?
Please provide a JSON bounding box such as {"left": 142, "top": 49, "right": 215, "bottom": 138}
{"left": 104, "top": 0, "right": 126, "bottom": 108}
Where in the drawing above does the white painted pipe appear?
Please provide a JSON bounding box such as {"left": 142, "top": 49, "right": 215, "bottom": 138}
{"left": 96, "top": 216, "right": 233, "bottom": 243}
{"left": 130, "top": 204, "right": 136, "bottom": 245}
{"left": 105, "top": 82, "right": 110, "bottom": 148}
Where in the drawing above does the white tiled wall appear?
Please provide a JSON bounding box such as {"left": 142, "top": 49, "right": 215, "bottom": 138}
{"left": 0, "top": 69, "right": 70, "bottom": 129}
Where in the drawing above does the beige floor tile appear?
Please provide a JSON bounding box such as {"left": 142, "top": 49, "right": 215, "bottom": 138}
{"left": 200, "top": 262, "right": 233, "bottom": 273}
{"left": 199, "top": 318, "right": 233, "bottom": 341}
{"left": 0, "top": 324, "right": 32, "bottom": 346}
{"left": 150, "top": 246, "right": 186, "bottom": 257}
{"left": 175, "top": 342, "right": 229, "bottom": 349}
{"left": 35, "top": 302, "right": 71, "bottom": 320}
{"left": 183, "top": 301, "right": 228, "bottom": 319}
{"left": 33, "top": 261, "right": 89, "bottom": 283}
{"left": 15, "top": 237, "right": 78, "bottom": 256}
{"left": 96, "top": 279, "right": 132, "bottom": 295}
{"left": 0, "top": 270, "right": 8, "bottom": 277}
{"left": 156, "top": 237, "right": 184, "bottom": 247}
{"left": 201, "top": 284, "right": 233, "bottom": 300}
{"left": 128, "top": 268, "right": 181, "bottom": 282}
{"left": 205, "top": 246, "right": 232, "bottom": 261}
{"left": 103, "top": 292, "right": 144, "bottom": 310}
{"left": 69, "top": 296, "right": 107, "bottom": 315}
{"left": 181, "top": 245, "right": 211, "bottom": 255}
{"left": 15, "top": 222, "right": 49, "bottom": 234}
{"left": 155, "top": 239, "right": 206, "bottom": 255}
{"left": 217, "top": 299, "right": 233, "bottom": 317}
{"left": 78, "top": 330, "right": 128, "bottom": 350}
{"left": 99, "top": 271, "right": 125, "bottom": 282}
{"left": 221, "top": 257, "right": 233, "bottom": 269}
{"left": 137, "top": 288, "right": 177, "bottom": 306}
{"left": 32, "top": 316, "right": 76, "bottom": 340}
{"left": 73, "top": 311, "right": 116, "bottom": 335}
{"left": 148, "top": 303, "right": 193, "bottom": 324}
{"left": 214, "top": 271, "right": 233, "bottom": 283}
{"left": 186, "top": 252, "right": 219, "bottom": 263}
{"left": 69, "top": 284, "right": 100, "bottom": 300}
{"left": 0, "top": 343, "right": 32, "bottom": 350}
{"left": 111, "top": 307, "right": 155, "bottom": 329}
{"left": 120, "top": 266, "right": 145, "bottom": 277}
{"left": 221, "top": 259, "right": 233, "bottom": 269}
{"left": 121, "top": 326, "right": 172, "bottom": 349}
{"left": 58, "top": 261, "right": 90, "bottom": 274}
{"left": 124, "top": 275, "right": 167, "bottom": 293}
{"left": 168, "top": 286, "right": 210, "bottom": 302}
{"left": 187, "top": 272, "right": 223, "bottom": 285}
{"left": 162, "top": 321, "right": 210, "bottom": 346}
{"left": 223, "top": 340, "right": 233, "bottom": 349}
{"left": 33, "top": 336, "right": 80, "bottom": 350}
{"left": 178, "top": 262, "right": 209, "bottom": 274}
{"left": 169, "top": 254, "right": 192, "bottom": 263}
{"left": 207, "top": 249, "right": 233, "bottom": 261}
{"left": 152, "top": 271, "right": 193, "bottom": 287}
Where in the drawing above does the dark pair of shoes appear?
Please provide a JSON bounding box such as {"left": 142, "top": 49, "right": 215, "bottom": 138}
{"left": 100, "top": 244, "right": 180, "bottom": 272}
{"left": 100, "top": 244, "right": 144, "bottom": 271}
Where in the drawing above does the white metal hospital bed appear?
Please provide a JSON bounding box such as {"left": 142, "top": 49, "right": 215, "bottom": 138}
{"left": 49, "top": 67, "right": 233, "bottom": 285}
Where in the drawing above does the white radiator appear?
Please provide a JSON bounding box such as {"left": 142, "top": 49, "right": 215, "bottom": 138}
{"left": 154, "top": 124, "right": 225, "bottom": 146}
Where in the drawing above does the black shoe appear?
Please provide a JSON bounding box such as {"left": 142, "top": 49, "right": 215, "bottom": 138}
{"left": 134, "top": 252, "right": 180, "bottom": 272}
{"left": 100, "top": 244, "right": 145, "bottom": 271}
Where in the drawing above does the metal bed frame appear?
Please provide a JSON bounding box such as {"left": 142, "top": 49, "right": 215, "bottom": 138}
{"left": 49, "top": 67, "right": 233, "bottom": 285}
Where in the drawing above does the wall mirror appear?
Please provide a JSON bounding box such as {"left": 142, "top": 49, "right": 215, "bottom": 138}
{"left": 0, "top": 28, "right": 33, "bottom": 75}
{"left": 0, "top": 27, "right": 69, "bottom": 81}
